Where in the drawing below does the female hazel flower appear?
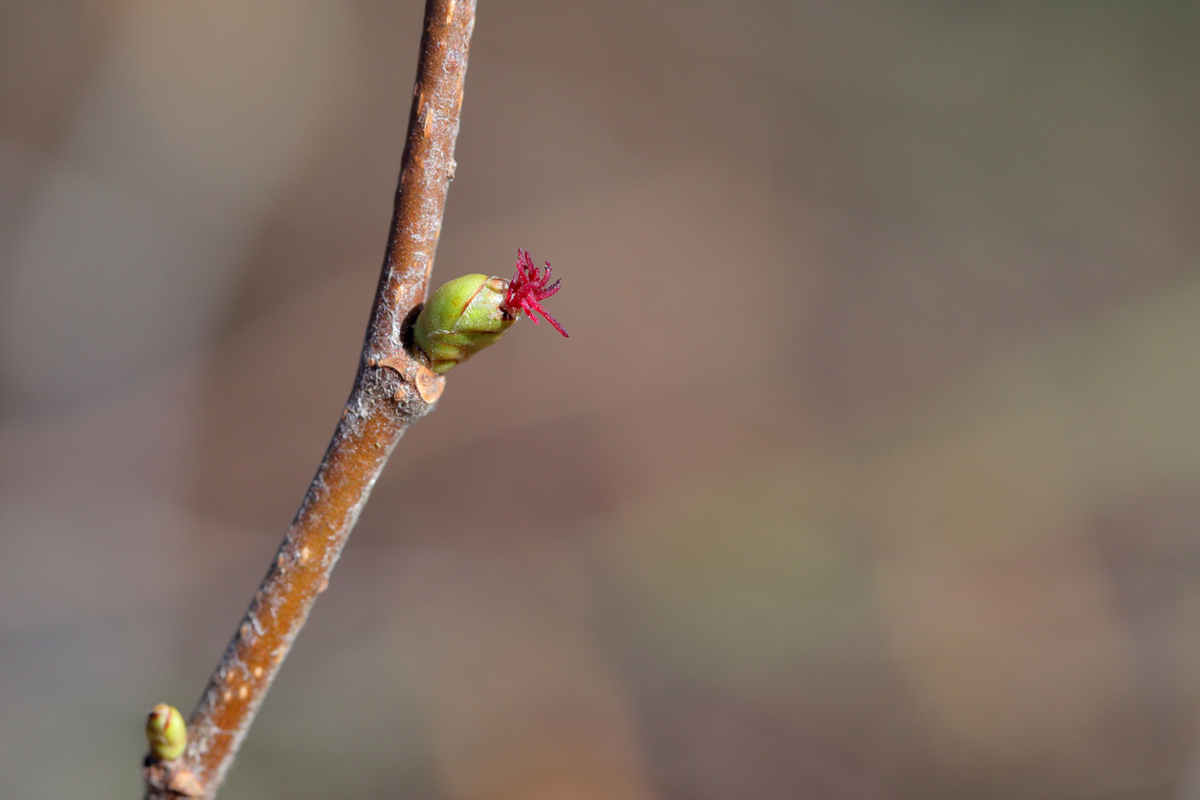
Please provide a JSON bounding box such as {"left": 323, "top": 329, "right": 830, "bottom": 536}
{"left": 414, "top": 248, "right": 568, "bottom": 374}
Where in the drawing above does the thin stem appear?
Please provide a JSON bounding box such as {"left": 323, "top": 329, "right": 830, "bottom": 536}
{"left": 143, "top": 2, "right": 477, "bottom": 797}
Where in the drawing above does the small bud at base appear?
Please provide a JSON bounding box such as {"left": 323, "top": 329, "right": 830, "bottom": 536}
{"left": 146, "top": 703, "right": 188, "bottom": 761}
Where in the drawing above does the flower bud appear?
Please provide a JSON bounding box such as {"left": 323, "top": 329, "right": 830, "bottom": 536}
{"left": 145, "top": 703, "right": 188, "bottom": 761}
{"left": 414, "top": 274, "right": 513, "bottom": 374}
{"left": 413, "top": 249, "right": 568, "bottom": 374}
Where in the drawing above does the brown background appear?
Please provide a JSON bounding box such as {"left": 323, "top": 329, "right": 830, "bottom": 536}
{"left": 2, "top": 1, "right": 1199, "bottom": 798}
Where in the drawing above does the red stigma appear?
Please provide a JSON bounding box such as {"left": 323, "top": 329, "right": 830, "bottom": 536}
{"left": 504, "top": 248, "right": 569, "bottom": 337}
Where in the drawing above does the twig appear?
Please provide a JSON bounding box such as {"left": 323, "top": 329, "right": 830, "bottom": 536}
{"left": 143, "top": 1, "right": 477, "bottom": 797}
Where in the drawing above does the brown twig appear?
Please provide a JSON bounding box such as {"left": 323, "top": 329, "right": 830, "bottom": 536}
{"left": 143, "top": 1, "right": 477, "bottom": 797}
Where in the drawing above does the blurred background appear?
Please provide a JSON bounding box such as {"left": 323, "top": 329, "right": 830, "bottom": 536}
{"left": 1, "top": 1, "right": 1198, "bottom": 798}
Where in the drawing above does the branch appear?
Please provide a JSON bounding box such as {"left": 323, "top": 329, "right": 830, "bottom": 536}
{"left": 144, "top": 2, "right": 477, "bottom": 797}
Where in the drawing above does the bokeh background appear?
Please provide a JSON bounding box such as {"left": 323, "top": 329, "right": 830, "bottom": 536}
{"left": 2, "top": 1, "right": 1199, "bottom": 798}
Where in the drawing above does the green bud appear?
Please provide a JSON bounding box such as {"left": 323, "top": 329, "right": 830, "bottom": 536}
{"left": 413, "top": 250, "right": 569, "bottom": 375}
{"left": 146, "top": 703, "right": 188, "bottom": 761}
{"left": 414, "top": 274, "right": 514, "bottom": 374}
